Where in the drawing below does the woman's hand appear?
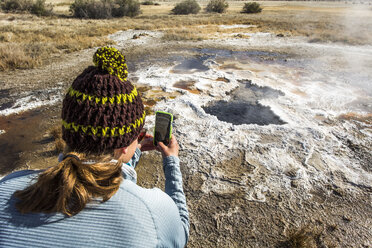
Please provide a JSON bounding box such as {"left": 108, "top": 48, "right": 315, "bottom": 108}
{"left": 138, "top": 134, "right": 157, "bottom": 152}
{"left": 157, "top": 136, "right": 179, "bottom": 158}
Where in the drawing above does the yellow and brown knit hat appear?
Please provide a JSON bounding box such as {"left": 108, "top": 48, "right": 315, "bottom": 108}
{"left": 61, "top": 47, "right": 145, "bottom": 154}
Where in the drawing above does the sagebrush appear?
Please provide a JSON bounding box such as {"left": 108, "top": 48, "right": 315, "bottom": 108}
{"left": 113, "top": 0, "right": 141, "bottom": 17}
{"left": 172, "top": 0, "right": 200, "bottom": 15}
{"left": 30, "top": 0, "right": 52, "bottom": 16}
{"left": 70, "top": 0, "right": 112, "bottom": 19}
{"left": 1, "top": 0, "right": 52, "bottom": 16}
{"left": 141, "top": 0, "right": 159, "bottom": 5}
{"left": 242, "top": 2, "right": 262, "bottom": 14}
{"left": 70, "top": 0, "right": 140, "bottom": 19}
{"left": 1, "top": 0, "right": 32, "bottom": 12}
{"left": 205, "top": 0, "right": 228, "bottom": 13}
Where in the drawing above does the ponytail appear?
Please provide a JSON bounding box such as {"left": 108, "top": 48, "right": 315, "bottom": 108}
{"left": 14, "top": 153, "right": 122, "bottom": 216}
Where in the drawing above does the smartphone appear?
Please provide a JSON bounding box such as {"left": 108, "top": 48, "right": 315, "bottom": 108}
{"left": 154, "top": 111, "right": 173, "bottom": 146}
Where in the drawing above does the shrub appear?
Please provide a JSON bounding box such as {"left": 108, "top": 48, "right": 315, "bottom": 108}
{"left": 0, "top": 0, "right": 52, "bottom": 15}
{"left": 70, "top": 0, "right": 112, "bottom": 19}
{"left": 140, "top": 0, "right": 159, "bottom": 5}
{"left": 242, "top": 2, "right": 262, "bottom": 14}
{"left": 141, "top": 0, "right": 153, "bottom": 5}
{"left": 172, "top": 0, "right": 200, "bottom": 15}
{"left": 113, "top": 0, "right": 141, "bottom": 17}
{"left": 70, "top": 0, "right": 140, "bottom": 19}
{"left": 30, "top": 0, "right": 53, "bottom": 16}
{"left": 1, "top": 0, "right": 32, "bottom": 12}
{"left": 205, "top": 0, "right": 228, "bottom": 13}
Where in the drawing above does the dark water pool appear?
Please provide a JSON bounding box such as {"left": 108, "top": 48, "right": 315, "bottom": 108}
{"left": 203, "top": 80, "right": 285, "bottom": 126}
{"left": 203, "top": 101, "right": 285, "bottom": 125}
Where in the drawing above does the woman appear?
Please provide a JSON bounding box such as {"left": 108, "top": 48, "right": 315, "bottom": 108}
{"left": 0, "top": 47, "right": 189, "bottom": 248}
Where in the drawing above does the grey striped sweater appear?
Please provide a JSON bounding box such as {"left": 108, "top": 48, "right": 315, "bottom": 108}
{"left": 0, "top": 149, "right": 189, "bottom": 247}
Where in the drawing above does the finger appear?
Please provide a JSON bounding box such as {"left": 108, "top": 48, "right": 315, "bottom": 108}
{"left": 158, "top": 142, "right": 167, "bottom": 150}
{"left": 140, "top": 137, "right": 151, "bottom": 145}
{"left": 169, "top": 136, "right": 177, "bottom": 147}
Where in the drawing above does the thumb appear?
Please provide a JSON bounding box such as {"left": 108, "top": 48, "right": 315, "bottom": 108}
{"left": 158, "top": 141, "right": 167, "bottom": 150}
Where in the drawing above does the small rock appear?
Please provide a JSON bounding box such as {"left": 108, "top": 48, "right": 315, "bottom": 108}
{"left": 332, "top": 188, "right": 344, "bottom": 197}
{"left": 291, "top": 180, "right": 298, "bottom": 188}
{"left": 342, "top": 215, "right": 352, "bottom": 222}
{"left": 277, "top": 33, "right": 284, "bottom": 37}
{"left": 327, "top": 224, "right": 337, "bottom": 232}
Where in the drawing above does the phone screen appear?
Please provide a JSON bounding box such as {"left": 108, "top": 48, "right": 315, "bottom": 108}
{"left": 154, "top": 112, "right": 172, "bottom": 146}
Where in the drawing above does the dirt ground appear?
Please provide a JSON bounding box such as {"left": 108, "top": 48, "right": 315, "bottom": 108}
{"left": 1, "top": 1, "right": 372, "bottom": 247}
{"left": 136, "top": 151, "right": 371, "bottom": 248}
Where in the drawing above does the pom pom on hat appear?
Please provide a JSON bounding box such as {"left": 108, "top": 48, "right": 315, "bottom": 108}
{"left": 93, "top": 47, "right": 128, "bottom": 81}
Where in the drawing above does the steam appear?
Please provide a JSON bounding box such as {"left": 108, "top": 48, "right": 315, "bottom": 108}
{"left": 338, "top": 2, "right": 372, "bottom": 110}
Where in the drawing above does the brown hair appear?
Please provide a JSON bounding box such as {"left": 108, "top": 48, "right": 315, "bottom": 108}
{"left": 14, "top": 153, "right": 123, "bottom": 216}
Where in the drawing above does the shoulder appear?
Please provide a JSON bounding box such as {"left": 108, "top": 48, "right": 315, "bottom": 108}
{"left": 0, "top": 170, "right": 40, "bottom": 186}
{"left": 0, "top": 170, "right": 40, "bottom": 213}
{"left": 117, "top": 180, "right": 172, "bottom": 211}
{"left": 119, "top": 180, "right": 174, "bottom": 208}
{"left": 0, "top": 170, "right": 40, "bottom": 202}
{"left": 119, "top": 181, "right": 186, "bottom": 247}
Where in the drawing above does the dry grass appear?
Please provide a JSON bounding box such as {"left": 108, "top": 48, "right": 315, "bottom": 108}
{"left": 285, "top": 227, "right": 318, "bottom": 248}
{"left": 277, "top": 224, "right": 340, "bottom": 248}
{"left": 277, "top": 226, "right": 321, "bottom": 248}
{"left": 49, "top": 125, "right": 64, "bottom": 152}
{"left": 162, "top": 29, "right": 204, "bottom": 41}
{"left": 338, "top": 112, "right": 372, "bottom": 125}
{"left": 0, "top": 12, "right": 255, "bottom": 70}
{"left": 161, "top": 23, "right": 259, "bottom": 41}
{"left": 55, "top": 138, "right": 65, "bottom": 152}
{"left": 1, "top": 1, "right": 371, "bottom": 70}
{"left": 0, "top": 16, "right": 116, "bottom": 70}
{"left": 0, "top": 43, "right": 41, "bottom": 70}
{"left": 49, "top": 125, "right": 62, "bottom": 139}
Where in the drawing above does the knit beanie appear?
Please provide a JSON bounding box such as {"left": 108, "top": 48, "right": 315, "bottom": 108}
{"left": 61, "top": 47, "right": 145, "bottom": 154}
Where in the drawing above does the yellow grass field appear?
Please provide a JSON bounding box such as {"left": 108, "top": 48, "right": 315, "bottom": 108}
{"left": 1, "top": 1, "right": 371, "bottom": 71}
